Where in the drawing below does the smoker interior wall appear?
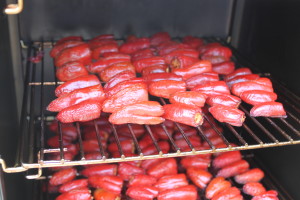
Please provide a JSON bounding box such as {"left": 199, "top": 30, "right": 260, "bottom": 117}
{"left": 236, "top": 1, "right": 300, "bottom": 199}
{"left": 236, "top": 0, "right": 300, "bottom": 95}
{"left": 19, "top": 0, "right": 233, "bottom": 42}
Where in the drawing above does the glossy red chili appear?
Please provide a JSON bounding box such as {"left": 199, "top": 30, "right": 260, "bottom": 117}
{"left": 119, "top": 38, "right": 150, "bottom": 54}
{"left": 212, "top": 61, "right": 235, "bottom": 75}
{"left": 49, "top": 168, "right": 77, "bottom": 186}
{"left": 187, "top": 167, "right": 212, "bottom": 189}
{"left": 164, "top": 49, "right": 200, "bottom": 64}
{"left": 163, "top": 103, "right": 203, "bottom": 127}
{"left": 226, "top": 74, "right": 260, "bottom": 88}
{"left": 206, "top": 94, "right": 241, "bottom": 108}
{"left": 212, "top": 151, "right": 242, "bottom": 169}
{"left": 173, "top": 60, "right": 212, "bottom": 80}
{"left": 100, "top": 62, "right": 135, "bottom": 82}
{"left": 211, "top": 187, "right": 242, "bottom": 200}
{"left": 56, "top": 61, "right": 89, "bottom": 82}
{"left": 252, "top": 190, "right": 279, "bottom": 200}
{"left": 90, "top": 34, "right": 114, "bottom": 42}
{"left": 91, "top": 43, "right": 119, "bottom": 60}
{"left": 175, "top": 136, "right": 202, "bottom": 150}
{"left": 231, "top": 81, "right": 274, "bottom": 97}
{"left": 128, "top": 174, "right": 157, "bottom": 187}
{"left": 170, "top": 55, "right": 199, "bottom": 69}
{"left": 57, "top": 100, "right": 102, "bottom": 123}
{"left": 243, "top": 182, "right": 266, "bottom": 197}
{"left": 117, "top": 124, "right": 146, "bottom": 138}
{"left": 186, "top": 72, "right": 219, "bottom": 89}
{"left": 150, "top": 125, "right": 173, "bottom": 140}
{"left": 235, "top": 168, "right": 265, "bottom": 184}
{"left": 225, "top": 67, "right": 253, "bottom": 81}
{"left": 133, "top": 56, "right": 166, "bottom": 73}
{"left": 158, "top": 43, "right": 191, "bottom": 56}
{"left": 88, "top": 39, "right": 118, "bottom": 50}
{"left": 209, "top": 105, "right": 245, "bottom": 127}
{"left": 250, "top": 102, "right": 286, "bottom": 117}
{"left": 88, "top": 175, "right": 123, "bottom": 194}
{"left": 157, "top": 185, "right": 198, "bottom": 200}
{"left": 149, "top": 80, "right": 186, "bottom": 99}
{"left": 56, "top": 189, "right": 91, "bottom": 200}
{"left": 55, "top": 75, "right": 100, "bottom": 97}
{"left": 102, "top": 52, "right": 131, "bottom": 59}
{"left": 104, "top": 71, "right": 136, "bottom": 91}
{"left": 102, "top": 83, "right": 148, "bottom": 113}
{"left": 56, "top": 36, "right": 83, "bottom": 45}
{"left": 55, "top": 43, "right": 92, "bottom": 67}
{"left": 126, "top": 186, "right": 159, "bottom": 200}
{"left": 205, "top": 177, "right": 232, "bottom": 199}
{"left": 198, "top": 42, "right": 222, "bottom": 54}
{"left": 202, "top": 46, "right": 232, "bottom": 59}
{"left": 150, "top": 32, "right": 171, "bottom": 46}
{"left": 147, "top": 158, "right": 177, "bottom": 178}
{"left": 81, "top": 164, "right": 117, "bottom": 177}
{"left": 155, "top": 174, "right": 188, "bottom": 192}
{"left": 81, "top": 139, "right": 106, "bottom": 153}
{"left": 181, "top": 156, "right": 211, "bottom": 170}
{"left": 142, "top": 141, "right": 170, "bottom": 155}
{"left": 169, "top": 91, "right": 206, "bottom": 107}
{"left": 216, "top": 159, "right": 249, "bottom": 178}
{"left": 131, "top": 48, "right": 155, "bottom": 61}
{"left": 143, "top": 73, "right": 183, "bottom": 84}
{"left": 58, "top": 179, "right": 88, "bottom": 193}
{"left": 88, "top": 56, "right": 131, "bottom": 73}
{"left": 141, "top": 65, "right": 168, "bottom": 76}
{"left": 105, "top": 78, "right": 145, "bottom": 97}
{"left": 48, "top": 85, "right": 105, "bottom": 112}
{"left": 183, "top": 36, "right": 204, "bottom": 49}
{"left": 240, "top": 90, "right": 277, "bottom": 105}
{"left": 192, "top": 81, "right": 230, "bottom": 97}
{"left": 94, "top": 188, "right": 120, "bottom": 200}
{"left": 50, "top": 40, "right": 84, "bottom": 58}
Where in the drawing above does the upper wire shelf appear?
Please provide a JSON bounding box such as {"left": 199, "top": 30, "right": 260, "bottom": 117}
{"left": 0, "top": 39, "right": 299, "bottom": 179}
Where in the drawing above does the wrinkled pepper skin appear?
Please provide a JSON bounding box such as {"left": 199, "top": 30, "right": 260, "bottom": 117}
{"left": 150, "top": 32, "right": 171, "bottom": 46}
{"left": 187, "top": 168, "right": 212, "bottom": 189}
{"left": 163, "top": 103, "right": 203, "bottom": 127}
{"left": 56, "top": 36, "right": 83, "bottom": 45}
{"left": 147, "top": 158, "right": 177, "bottom": 178}
{"left": 55, "top": 43, "right": 92, "bottom": 67}
{"left": 192, "top": 81, "right": 230, "bottom": 97}
{"left": 209, "top": 105, "right": 245, "bottom": 126}
{"left": 225, "top": 67, "right": 252, "bottom": 81}
{"left": 211, "top": 187, "right": 242, "bottom": 200}
{"left": 48, "top": 85, "right": 105, "bottom": 112}
{"left": 57, "top": 100, "right": 102, "bottom": 123}
{"left": 250, "top": 102, "right": 286, "bottom": 117}
{"left": 58, "top": 179, "right": 89, "bottom": 193}
{"left": 88, "top": 56, "right": 131, "bottom": 73}
{"left": 201, "top": 55, "right": 230, "bottom": 65}
{"left": 55, "top": 75, "right": 100, "bottom": 97}
{"left": 89, "top": 39, "right": 117, "bottom": 50}
{"left": 126, "top": 186, "right": 159, "bottom": 200}
{"left": 212, "top": 151, "right": 242, "bottom": 169}
{"left": 133, "top": 56, "right": 166, "bottom": 73}
{"left": 155, "top": 174, "right": 188, "bottom": 192}
{"left": 226, "top": 74, "right": 260, "bottom": 88}
{"left": 201, "top": 46, "right": 232, "bottom": 59}
{"left": 143, "top": 73, "right": 183, "bottom": 84}
{"left": 94, "top": 188, "right": 120, "bottom": 200}
{"left": 100, "top": 62, "right": 135, "bottom": 82}
{"left": 231, "top": 81, "right": 273, "bottom": 97}
{"left": 142, "top": 141, "right": 170, "bottom": 156}
{"left": 149, "top": 80, "right": 186, "bottom": 99}
{"left": 212, "top": 61, "right": 235, "bottom": 75}
{"left": 119, "top": 38, "right": 150, "bottom": 54}
{"left": 157, "top": 185, "right": 197, "bottom": 200}
{"left": 169, "top": 91, "right": 206, "bottom": 107}
{"left": 206, "top": 94, "right": 241, "bottom": 108}
{"left": 102, "top": 52, "right": 131, "bottom": 59}
{"left": 56, "top": 189, "right": 91, "bottom": 200}
{"left": 170, "top": 55, "right": 199, "bottom": 69}
{"left": 108, "top": 139, "right": 135, "bottom": 154}
{"left": 56, "top": 61, "right": 89, "bottom": 82}
{"left": 141, "top": 65, "right": 168, "bottom": 76}
{"left": 205, "top": 177, "right": 232, "bottom": 199}
{"left": 173, "top": 60, "right": 212, "bottom": 80}
{"left": 252, "top": 190, "right": 279, "bottom": 200}
{"left": 102, "top": 84, "right": 148, "bottom": 113}
{"left": 50, "top": 40, "right": 84, "bottom": 58}
{"left": 49, "top": 168, "right": 77, "bottom": 186}
{"left": 182, "top": 36, "right": 204, "bottom": 49}
{"left": 103, "top": 70, "right": 136, "bottom": 90}
{"left": 235, "top": 168, "right": 265, "bottom": 184}
{"left": 91, "top": 43, "right": 119, "bottom": 60}
{"left": 88, "top": 175, "right": 123, "bottom": 194}
{"left": 128, "top": 174, "right": 157, "bottom": 187}
{"left": 164, "top": 49, "right": 200, "bottom": 64}
{"left": 240, "top": 90, "right": 277, "bottom": 105}
{"left": 118, "top": 163, "right": 144, "bottom": 180}
{"left": 216, "top": 159, "right": 249, "bottom": 178}
{"left": 186, "top": 72, "right": 219, "bottom": 89}
{"left": 90, "top": 34, "right": 115, "bottom": 42}
{"left": 243, "top": 182, "right": 266, "bottom": 197}
{"left": 158, "top": 43, "right": 191, "bottom": 56}
{"left": 198, "top": 42, "right": 222, "bottom": 55}
{"left": 105, "top": 78, "right": 146, "bottom": 98}
{"left": 81, "top": 164, "right": 117, "bottom": 177}
{"left": 131, "top": 48, "right": 155, "bottom": 61}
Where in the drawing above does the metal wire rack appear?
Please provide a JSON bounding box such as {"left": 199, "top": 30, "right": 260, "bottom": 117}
{"left": 0, "top": 40, "right": 299, "bottom": 179}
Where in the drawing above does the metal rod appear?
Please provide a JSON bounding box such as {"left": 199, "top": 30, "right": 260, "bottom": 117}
{"left": 278, "top": 118, "right": 300, "bottom": 137}
{"left": 127, "top": 124, "right": 143, "bottom": 156}
{"left": 264, "top": 118, "right": 294, "bottom": 142}
{"left": 196, "top": 126, "right": 215, "bottom": 150}
{"left": 111, "top": 124, "right": 124, "bottom": 157}
{"left": 160, "top": 123, "right": 180, "bottom": 152}
{"left": 240, "top": 106, "right": 279, "bottom": 143}
{"left": 144, "top": 125, "right": 162, "bottom": 154}
{"left": 94, "top": 120, "right": 106, "bottom": 159}
{"left": 75, "top": 123, "right": 85, "bottom": 160}
{"left": 39, "top": 42, "right": 45, "bottom": 162}
{"left": 242, "top": 123, "right": 263, "bottom": 144}
{"left": 225, "top": 124, "right": 248, "bottom": 146}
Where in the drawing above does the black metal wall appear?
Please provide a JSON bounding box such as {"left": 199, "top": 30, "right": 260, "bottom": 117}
{"left": 19, "top": 0, "right": 233, "bottom": 41}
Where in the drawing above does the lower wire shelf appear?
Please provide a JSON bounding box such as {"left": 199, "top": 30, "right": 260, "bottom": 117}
{"left": 0, "top": 40, "right": 300, "bottom": 179}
